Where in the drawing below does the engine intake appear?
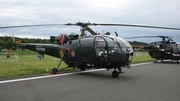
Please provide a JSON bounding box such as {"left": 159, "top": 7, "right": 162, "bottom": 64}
{"left": 50, "top": 34, "right": 68, "bottom": 44}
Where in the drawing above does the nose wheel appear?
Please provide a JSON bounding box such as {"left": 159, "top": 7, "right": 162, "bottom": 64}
{"left": 112, "top": 71, "right": 119, "bottom": 78}
{"left": 112, "top": 67, "right": 124, "bottom": 78}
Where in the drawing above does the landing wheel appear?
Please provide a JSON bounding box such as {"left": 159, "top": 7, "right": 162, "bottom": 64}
{"left": 80, "top": 67, "right": 85, "bottom": 71}
{"left": 112, "top": 71, "right": 119, "bottom": 78}
{"left": 80, "top": 65, "right": 85, "bottom": 71}
{"left": 52, "top": 68, "right": 58, "bottom": 74}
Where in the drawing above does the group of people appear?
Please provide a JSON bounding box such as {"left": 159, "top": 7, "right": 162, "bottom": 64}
{"left": 4, "top": 49, "right": 44, "bottom": 60}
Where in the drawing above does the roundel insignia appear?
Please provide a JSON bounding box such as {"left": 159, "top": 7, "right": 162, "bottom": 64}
{"left": 59, "top": 49, "right": 64, "bottom": 58}
{"left": 71, "top": 50, "right": 76, "bottom": 57}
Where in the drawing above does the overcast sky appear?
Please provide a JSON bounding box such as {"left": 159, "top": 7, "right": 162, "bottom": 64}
{"left": 0, "top": 0, "right": 180, "bottom": 43}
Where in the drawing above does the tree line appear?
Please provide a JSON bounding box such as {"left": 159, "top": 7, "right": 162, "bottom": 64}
{"left": 0, "top": 36, "right": 53, "bottom": 49}
{"left": 129, "top": 41, "right": 148, "bottom": 46}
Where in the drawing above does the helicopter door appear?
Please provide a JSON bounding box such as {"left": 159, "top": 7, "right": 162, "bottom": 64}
{"left": 94, "top": 37, "right": 109, "bottom": 62}
{"left": 78, "top": 38, "right": 95, "bottom": 63}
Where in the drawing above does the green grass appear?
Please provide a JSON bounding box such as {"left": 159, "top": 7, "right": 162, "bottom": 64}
{"left": 0, "top": 50, "right": 68, "bottom": 78}
{"left": 0, "top": 50, "right": 154, "bottom": 78}
{"left": 131, "top": 51, "right": 155, "bottom": 64}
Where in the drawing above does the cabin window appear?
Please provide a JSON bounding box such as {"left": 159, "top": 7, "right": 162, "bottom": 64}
{"left": 79, "top": 38, "right": 93, "bottom": 47}
{"left": 119, "top": 38, "right": 132, "bottom": 48}
{"left": 104, "top": 37, "right": 114, "bottom": 47}
{"left": 94, "top": 37, "right": 106, "bottom": 47}
{"left": 115, "top": 38, "right": 125, "bottom": 48}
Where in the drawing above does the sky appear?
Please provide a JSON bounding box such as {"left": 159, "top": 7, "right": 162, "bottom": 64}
{"left": 0, "top": 0, "right": 180, "bottom": 43}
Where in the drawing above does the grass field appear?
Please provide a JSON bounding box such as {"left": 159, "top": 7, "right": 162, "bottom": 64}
{"left": 0, "top": 50, "right": 154, "bottom": 78}
{"left": 131, "top": 51, "right": 154, "bottom": 64}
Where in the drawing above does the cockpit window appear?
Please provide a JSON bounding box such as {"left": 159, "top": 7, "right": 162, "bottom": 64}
{"left": 104, "top": 37, "right": 114, "bottom": 47}
{"left": 94, "top": 37, "right": 106, "bottom": 47}
{"left": 119, "top": 38, "right": 132, "bottom": 48}
{"left": 94, "top": 37, "right": 115, "bottom": 47}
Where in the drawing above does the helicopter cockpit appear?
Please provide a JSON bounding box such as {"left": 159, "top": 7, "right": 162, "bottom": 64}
{"left": 108, "top": 36, "right": 134, "bottom": 64}
{"left": 76, "top": 35, "right": 134, "bottom": 68}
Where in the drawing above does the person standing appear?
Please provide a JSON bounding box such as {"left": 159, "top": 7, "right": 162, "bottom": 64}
{"left": 6, "top": 49, "right": 10, "bottom": 59}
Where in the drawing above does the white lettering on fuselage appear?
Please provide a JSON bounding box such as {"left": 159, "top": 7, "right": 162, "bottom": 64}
{"left": 36, "top": 46, "right": 45, "bottom": 52}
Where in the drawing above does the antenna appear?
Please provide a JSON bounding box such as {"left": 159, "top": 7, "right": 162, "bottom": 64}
{"left": 115, "top": 31, "right": 118, "bottom": 37}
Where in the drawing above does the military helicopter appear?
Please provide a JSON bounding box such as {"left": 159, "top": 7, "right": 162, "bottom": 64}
{"left": 144, "top": 36, "right": 180, "bottom": 63}
{"left": 0, "top": 22, "right": 180, "bottom": 78}
{"left": 127, "top": 36, "right": 180, "bottom": 63}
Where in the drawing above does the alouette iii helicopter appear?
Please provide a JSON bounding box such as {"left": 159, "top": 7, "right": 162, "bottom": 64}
{"left": 144, "top": 36, "right": 180, "bottom": 63}
{"left": 127, "top": 36, "right": 180, "bottom": 63}
{"left": 1, "top": 22, "right": 180, "bottom": 78}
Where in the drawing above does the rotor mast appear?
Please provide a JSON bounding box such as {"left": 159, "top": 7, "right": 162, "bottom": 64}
{"left": 65, "top": 22, "right": 97, "bottom": 36}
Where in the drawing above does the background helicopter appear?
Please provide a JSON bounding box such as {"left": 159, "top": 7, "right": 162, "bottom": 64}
{"left": 127, "top": 36, "right": 180, "bottom": 63}
{"left": 1, "top": 22, "right": 180, "bottom": 78}
{"left": 145, "top": 36, "right": 180, "bottom": 63}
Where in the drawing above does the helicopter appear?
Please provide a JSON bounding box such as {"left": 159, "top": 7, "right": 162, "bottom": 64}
{"left": 127, "top": 36, "right": 180, "bottom": 63}
{"left": 144, "top": 36, "right": 180, "bottom": 63}
{"left": 0, "top": 22, "right": 180, "bottom": 78}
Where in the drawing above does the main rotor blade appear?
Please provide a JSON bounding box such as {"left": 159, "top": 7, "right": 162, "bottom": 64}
{"left": 0, "top": 24, "right": 65, "bottom": 29}
{"left": 125, "top": 36, "right": 172, "bottom": 39}
{"left": 1, "top": 22, "right": 180, "bottom": 31}
{"left": 95, "top": 23, "right": 180, "bottom": 30}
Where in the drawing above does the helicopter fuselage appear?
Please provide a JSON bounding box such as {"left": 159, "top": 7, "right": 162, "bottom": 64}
{"left": 18, "top": 34, "right": 134, "bottom": 71}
